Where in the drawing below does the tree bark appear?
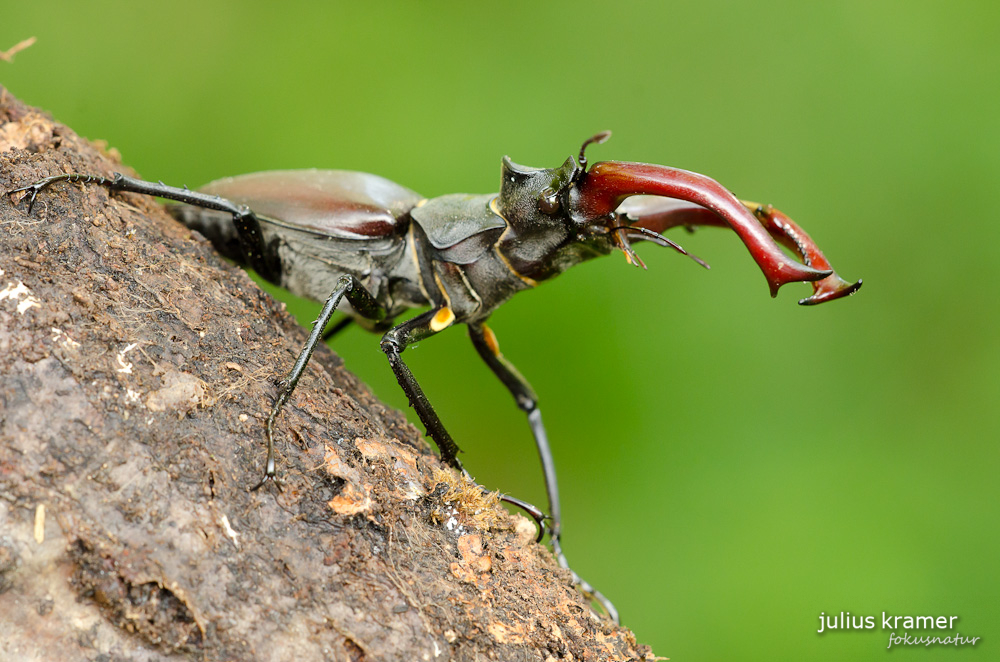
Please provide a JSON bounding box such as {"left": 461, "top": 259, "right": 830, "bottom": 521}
{"left": 0, "top": 88, "right": 654, "bottom": 662}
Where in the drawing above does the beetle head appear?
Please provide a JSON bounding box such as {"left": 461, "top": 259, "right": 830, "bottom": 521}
{"left": 496, "top": 132, "right": 837, "bottom": 295}
{"left": 495, "top": 133, "right": 627, "bottom": 282}
{"left": 496, "top": 132, "right": 705, "bottom": 279}
{"left": 494, "top": 144, "right": 606, "bottom": 282}
{"left": 497, "top": 156, "right": 575, "bottom": 221}
{"left": 496, "top": 131, "right": 609, "bottom": 222}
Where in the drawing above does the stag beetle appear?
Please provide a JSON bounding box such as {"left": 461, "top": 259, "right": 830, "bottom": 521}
{"left": 10, "top": 131, "right": 861, "bottom": 622}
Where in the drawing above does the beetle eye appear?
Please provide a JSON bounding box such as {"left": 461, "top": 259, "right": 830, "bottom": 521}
{"left": 538, "top": 188, "right": 560, "bottom": 215}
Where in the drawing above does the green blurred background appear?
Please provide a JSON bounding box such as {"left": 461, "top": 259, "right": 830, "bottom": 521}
{"left": 4, "top": 1, "right": 997, "bottom": 658}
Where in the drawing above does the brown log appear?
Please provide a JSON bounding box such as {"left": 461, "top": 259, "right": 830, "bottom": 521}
{"left": 0, "top": 87, "right": 655, "bottom": 661}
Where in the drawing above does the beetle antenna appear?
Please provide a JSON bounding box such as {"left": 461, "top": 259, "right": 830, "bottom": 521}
{"left": 577, "top": 130, "right": 611, "bottom": 171}
{"left": 611, "top": 223, "right": 710, "bottom": 270}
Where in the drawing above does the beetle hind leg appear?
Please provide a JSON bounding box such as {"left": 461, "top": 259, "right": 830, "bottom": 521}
{"left": 252, "top": 274, "right": 387, "bottom": 490}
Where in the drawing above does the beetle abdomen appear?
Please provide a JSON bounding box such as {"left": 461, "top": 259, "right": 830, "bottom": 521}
{"left": 167, "top": 169, "right": 431, "bottom": 310}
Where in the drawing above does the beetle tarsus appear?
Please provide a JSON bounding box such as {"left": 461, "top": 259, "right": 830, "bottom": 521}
{"left": 9, "top": 172, "right": 110, "bottom": 213}
{"left": 551, "top": 534, "right": 620, "bottom": 623}
{"left": 469, "top": 478, "right": 548, "bottom": 543}
{"left": 249, "top": 472, "right": 283, "bottom": 493}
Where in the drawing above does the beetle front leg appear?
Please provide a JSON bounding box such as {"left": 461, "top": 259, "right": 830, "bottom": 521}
{"left": 468, "top": 322, "right": 620, "bottom": 623}
{"left": 253, "top": 274, "right": 386, "bottom": 490}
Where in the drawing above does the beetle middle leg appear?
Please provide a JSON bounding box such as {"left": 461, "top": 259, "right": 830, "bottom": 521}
{"left": 379, "top": 313, "right": 554, "bottom": 549}
{"left": 468, "top": 322, "right": 620, "bottom": 623}
{"left": 380, "top": 308, "right": 464, "bottom": 467}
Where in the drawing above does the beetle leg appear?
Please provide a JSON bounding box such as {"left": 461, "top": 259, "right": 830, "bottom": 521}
{"left": 253, "top": 274, "right": 387, "bottom": 490}
{"left": 467, "top": 324, "right": 551, "bottom": 529}
{"left": 467, "top": 324, "right": 550, "bottom": 529}
{"left": 468, "top": 322, "right": 620, "bottom": 623}
{"left": 376, "top": 317, "right": 553, "bottom": 548}
{"left": 10, "top": 172, "right": 283, "bottom": 282}
{"left": 380, "top": 309, "right": 463, "bottom": 466}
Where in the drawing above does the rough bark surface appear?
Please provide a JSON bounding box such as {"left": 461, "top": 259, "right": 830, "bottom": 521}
{"left": 0, "top": 88, "right": 655, "bottom": 662}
